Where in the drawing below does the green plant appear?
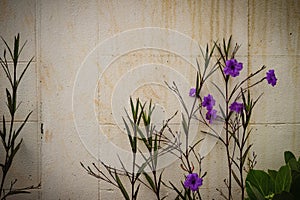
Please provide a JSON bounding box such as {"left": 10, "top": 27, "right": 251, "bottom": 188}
{"left": 81, "top": 36, "right": 278, "bottom": 200}
{"left": 245, "top": 151, "right": 300, "bottom": 200}
{"left": 81, "top": 98, "right": 176, "bottom": 200}
{"left": 0, "top": 34, "right": 40, "bottom": 199}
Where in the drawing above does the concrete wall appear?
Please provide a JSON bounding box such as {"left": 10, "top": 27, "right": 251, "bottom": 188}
{"left": 0, "top": 0, "right": 299, "bottom": 199}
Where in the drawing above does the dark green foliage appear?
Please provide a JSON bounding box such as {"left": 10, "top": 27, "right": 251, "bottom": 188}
{"left": 246, "top": 151, "right": 300, "bottom": 200}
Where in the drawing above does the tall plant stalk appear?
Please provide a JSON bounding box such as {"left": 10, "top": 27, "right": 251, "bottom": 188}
{"left": 0, "top": 34, "right": 39, "bottom": 199}
{"left": 210, "top": 37, "right": 267, "bottom": 200}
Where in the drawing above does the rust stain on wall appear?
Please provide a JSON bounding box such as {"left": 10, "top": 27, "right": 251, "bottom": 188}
{"left": 45, "top": 130, "right": 53, "bottom": 143}
{"left": 0, "top": 0, "right": 9, "bottom": 21}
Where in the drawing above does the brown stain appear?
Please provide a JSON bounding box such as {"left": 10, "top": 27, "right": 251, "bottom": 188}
{"left": 215, "top": 0, "right": 220, "bottom": 37}
{"left": 94, "top": 98, "right": 100, "bottom": 108}
{"left": 262, "top": 0, "right": 268, "bottom": 56}
{"left": 229, "top": 0, "right": 234, "bottom": 35}
{"left": 249, "top": 0, "right": 255, "bottom": 52}
{"left": 144, "top": 85, "right": 161, "bottom": 100}
{"left": 224, "top": 0, "right": 228, "bottom": 35}
{"left": 0, "top": 0, "right": 9, "bottom": 21}
{"left": 161, "top": 0, "right": 177, "bottom": 29}
{"left": 249, "top": 0, "right": 268, "bottom": 55}
{"left": 45, "top": 130, "right": 53, "bottom": 143}
{"left": 197, "top": 1, "right": 203, "bottom": 42}
{"left": 187, "top": 0, "right": 196, "bottom": 39}
{"left": 210, "top": 0, "right": 215, "bottom": 39}
{"left": 286, "top": 0, "right": 300, "bottom": 55}
{"left": 105, "top": 2, "right": 120, "bottom": 34}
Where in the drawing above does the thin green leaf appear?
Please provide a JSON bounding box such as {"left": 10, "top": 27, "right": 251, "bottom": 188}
{"left": 11, "top": 139, "right": 23, "bottom": 159}
{"left": 13, "top": 34, "right": 20, "bottom": 64}
{"left": 284, "top": 151, "right": 296, "bottom": 164}
{"left": 169, "top": 181, "right": 185, "bottom": 199}
{"left": 275, "top": 165, "right": 292, "bottom": 194}
{"left": 0, "top": 56, "right": 13, "bottom": 87}
{"left": 227, "top": 36, "right": 232, "bottom": 59}
{"left": 246, "top": 169, "right": 274, "bottom": 197}
{"left": 228, "top": 130, "right": 239, "bottom": 145}
{"left": 204, "top": 63, "right": 219, "bottom": 81}
{"left": 218, "top": 104, "right": 226, "bottom": 120}
{"left": 136, "top": 162, "right": 148, "bottom": 180}
{"left": 115, "top": 171, "right": 130, "bottom": 200}
{"left": 13, "top": 111, "right": 32, "bottom": 141}
{"left": 1, "top": 36, "right": 14, "bottom": 59}
{"left": 232, "top": 170, "right": 242, "bottom": 187}
{"left": 6, "top": 88, "right": 12, "bottom": 114}
{"left": 17, "top": 39, "right": 27, "bottom": 58}
{"left": 288, "top": 159, "right": 300, "bottom": 172}
{"left": 244, "top": 129, "right": 253, "bottom": 145}
{"left": 268, "top": 169, "right": 278, "bottom": 182}
{"left": 144, "top": 172, "right": 156, "bottom": 191}
{"left": 157, "top": 171, "right": 164, "bottom": 193}
{"left": 136, "top": 126, "right": 148, "bottom": 148}
{"left": 242, "top": 144, "right": 253, "bottom": 166}
{"left": 211, "top": 82, "right": 225, "bottom": 100}
{"left": 246, "top": 181, "right": 265, "bottom": 200}
{"left": 181, "top": 114, "right": 188, "bottom": 136}
{"left": 2, "top": 115, "right": 6, "bottom": 139}
{"left": 122, "top": 117, "right": 134, "bottom": 151}
{"left": 133, "top": 184, "right": 140, "bottom": 199}
{"left": 130, "top": 97, "right": 136, "bottom": 123}
{"left": 17, "top": 56, "right": 34, "bottom": 87}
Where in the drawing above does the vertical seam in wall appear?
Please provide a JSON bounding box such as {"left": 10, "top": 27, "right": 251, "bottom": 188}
{"left": 97, "top": 1, "right": 101, "bottom": 199}
{"left": 35, "top": 0, "right": 42, "bottom": 199}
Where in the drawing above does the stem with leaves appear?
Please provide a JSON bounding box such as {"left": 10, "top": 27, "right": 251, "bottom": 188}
{"left": 0, "top": 34, "right": 40, "bottom": 199}
{"left": 163, "top": 43, "right": 220, "bottom": 200}
{"left": 82, "top": 97, "right": 176, "bottom": 200}
{"left": 210, "top": 36, "right": 267, "bottom": 200}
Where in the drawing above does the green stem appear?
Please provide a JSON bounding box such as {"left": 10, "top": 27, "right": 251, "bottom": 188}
{"left": 0, "top": 169, "right": 7, "bottom": 198}
{"left": 1, "top": 67, "right": 17, "bottom": 199}
{"left": 131, "top": 153, "right": 136, "bottom": 200}
{"left": 240, "top": 128, "right": 247, "bottom": 200}
{"left": 225, "top": 77, "right": 232, "bottom": 200}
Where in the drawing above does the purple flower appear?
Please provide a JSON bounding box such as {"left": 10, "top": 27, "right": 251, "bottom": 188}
{"left": 224, "top": 59, "right": 243, "bottom": 77}
{"left": 202, "top": 94, "right": 215, "bottom": 111}
{"left": 184, "top": 173, "right": 203, "bottom": 191}
{"left": 229, "top": 102, "right": 244, "bottom": 113}
{"left": 189, "top": 88, "right": 196, "bottom": 97}
{"left": 206, "top": 109, "right": 217, "bottom": 124}
{"left": 266, "top": 69, "right": 277, "bottom": 87}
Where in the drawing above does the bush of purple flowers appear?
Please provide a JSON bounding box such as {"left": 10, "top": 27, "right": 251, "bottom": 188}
{"left": 185, "top": 37, "right": 277, "bottom": 200}
{"left": 81, "top": 36, "right": 277, "bottom": 200}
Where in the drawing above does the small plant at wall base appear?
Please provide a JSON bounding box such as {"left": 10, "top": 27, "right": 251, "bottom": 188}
{"left": 245, "top": 151, "right": 300, "bottom": 200}
{"left": 81, "top": 36, "right": 278, "bottom": 200}
{"left": 0, "top": 34, "right": 40, "bottom": 199}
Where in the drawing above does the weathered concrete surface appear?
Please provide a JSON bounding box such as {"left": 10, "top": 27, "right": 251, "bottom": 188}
{"left": 0, "top": 0, "right": 299, "bottom": 199}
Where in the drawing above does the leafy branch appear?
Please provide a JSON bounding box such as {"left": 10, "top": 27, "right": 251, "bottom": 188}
{"left": 0, "top": 34, "right": 40, "bottom": 199}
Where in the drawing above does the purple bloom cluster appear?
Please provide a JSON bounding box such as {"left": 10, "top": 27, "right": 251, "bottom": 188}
{"left": 266, "top": 69, "right": 277, "bottom": 87}
{"left": 229, "top": 102, "right": 244, "bottom": 114}
{"left": 189, "top": 88, "right": 196, "bottom": 97}
{"left": 202, "top": 94, "right": 215, "bottom": 111}
{"left": 202, "top": 94, "right": 217, "bottom": 124}
{"left": 184, "top": 173, "right": 203, "bottom": 191}
{"left": 224, "top": 59, "right": 243, "bottom": 77}
{"left": 206, "top": 109, "right": 217, "bottom": 124}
